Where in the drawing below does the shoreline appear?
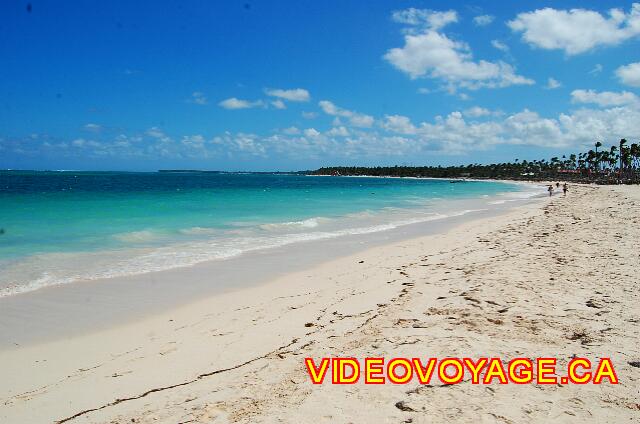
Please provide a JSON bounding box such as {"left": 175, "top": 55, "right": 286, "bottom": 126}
{"left": 0, "top": 186, "right": 542, "bottom": 348}
{"left": 0, "top": 177, "right": 531, "bottom": 300}
{"left": 1, "top": 184, "right": 638, "bottom": 423}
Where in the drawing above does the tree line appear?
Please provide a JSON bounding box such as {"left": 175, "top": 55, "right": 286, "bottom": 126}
{"left": 310, "top": 139, "right": 640, "bottom": 184}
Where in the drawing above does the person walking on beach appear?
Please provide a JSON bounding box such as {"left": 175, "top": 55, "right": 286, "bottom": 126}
{"left": 563, "top": 183, "right": 568, "bottom": 195}
{"left": 548, "top": 185, "right": 554, "bottom": 196}
{"left": 556, "top": 182, "right": 560, "bottom": 188}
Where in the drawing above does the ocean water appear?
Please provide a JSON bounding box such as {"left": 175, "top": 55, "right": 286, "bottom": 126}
{"left": 0, "top": 171, "right": 534, "bottom": 297}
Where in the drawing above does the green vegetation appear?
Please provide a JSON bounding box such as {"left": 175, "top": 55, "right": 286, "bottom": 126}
{"left": 311, "top": 139, "right": 640, "bottom": 184}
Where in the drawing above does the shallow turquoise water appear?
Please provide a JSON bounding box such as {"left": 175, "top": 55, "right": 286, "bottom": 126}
{"left": 0, "top": 171, "right": 527, "bottom": 295}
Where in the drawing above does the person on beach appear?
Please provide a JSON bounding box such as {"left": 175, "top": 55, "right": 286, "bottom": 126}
{"left": 556, "top": 182, "right": 560, "bottom": 188}
{"left": 548, "top": 185, "right": 554, "bottom": 196}
{"left": 563, "top": 183, "right": 568, "bottom": 195}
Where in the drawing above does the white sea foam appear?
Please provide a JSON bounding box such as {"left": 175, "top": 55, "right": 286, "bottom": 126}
{"left": 259, "top": 217, "right": 326, "bottom": 231}
{"left": 179, "top": 226, "right": 218, "bottom": 235}
{"left": 0, "top": 208, "right": 491, "bottom": 298}
{"left": 344, "top": 210, "right": 376, "bottom": 219}
{"left": 112, "top": 230, "right": 161, "bottom": 243}
{"left": 488, "top": 188, "right": 541, "bottom": 204}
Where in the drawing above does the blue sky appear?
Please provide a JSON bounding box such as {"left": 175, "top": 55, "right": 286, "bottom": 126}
{"left": 1, "top": 1, "right": 639, "bottom": 171}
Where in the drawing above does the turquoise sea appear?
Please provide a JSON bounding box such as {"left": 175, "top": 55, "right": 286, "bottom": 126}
{"left": 0, "top": 171, "right": 534, "bottom": 296}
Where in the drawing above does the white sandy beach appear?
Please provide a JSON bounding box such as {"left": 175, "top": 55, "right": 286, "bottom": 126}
{"left": 1, "top": 184, "right": 639, "bottom": 423}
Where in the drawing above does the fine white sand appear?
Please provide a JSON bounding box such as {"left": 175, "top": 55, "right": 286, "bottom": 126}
{"left": 0, "top": 184, "right": 638, "bottom": 423}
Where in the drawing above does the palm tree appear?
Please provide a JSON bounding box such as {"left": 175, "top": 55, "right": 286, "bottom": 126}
{"left": 600, "top": 151, "right": 610, "bottom": 172}
{"left": 630, "top": 143, "right": 640, "bottom": 183}
{"left": 578, "top": 152, "right": 586, "bottom": 171}
{"left": 586, "top": 150, "right": 596, "bottom": 176}
{"left": 595, "top": 141, "right": 602, "bottom": 172}
{"left": 619, "top": 139, "right": 627, "bottom": 181}
{"left": 609, "top": 145, "right": 618, "bottom": 171}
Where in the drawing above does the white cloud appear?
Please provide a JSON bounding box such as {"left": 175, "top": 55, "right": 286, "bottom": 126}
{"left": 302, "top": 111, "right": 318, "bottom": 119}
{"left": 326, "top": 126, "right": 349, "bottom": 137}
{"left": 181, "top": 134, "right": 206, "bottom": 148}
{"left": 589, "top": 64, "right": 604, "bottom": 75}
{"left": 491, "top": 40, "right": 509, "bottom": 52}
{"left": 508, "top": 4, "right": 640, "bottom": 55}
{"left": 384, "top": 20, "right": 533, "bottom": 89}
{"left": 84, "top": 123, "right": 103, "bottom": 132}
{"left": 502, "top": 110, "right": 566, "bottom": 146}
{"left": 303, "top": 128, "right": 321, "bottom": 138}
{"left": 387, "top": 110, "right": 528, "bottom": 152}
{"left": 145, "top": 127, "right": 168, "bottom": 139}
{"left": 71, "top": 138, "right": 101, "bottom": 148}
{"left": 264, "top": 88, "right": 310, "bottom": 102}
{"left": 218, "top": 97, "right": 264, "bottom": 110}
{"left": 571, "top": 89, "right": 639, "bottom": 107}
{"left": 615, "top": 62, "right": 640, "bottom": 87}
{"left": 378, "top": 105, "right": 640, "bottom": 152}
{"left": 545, "top": 78, "right": 562, "bottom": 89}
{"left": 210, "top": 132, "right": 267, "bottom": 158}
{"left": 558, "top": 106, "right": 640, "bottom": 146}
{"left": 349, "top": 114, "right": 376, "bottom": 128}
{"left": 473, "top": 15, "right": 494, "bottom": 26}
{"left": 271, "top": 99, "right": 286, "bottom": 109}
{"left": 318, "top": 100, "right": 375, "bottom": 128}
{"left": 391, "top": 8, "right": 458, "bottom": 30}
{"left": 381, "top": 115, "right": 417, "bottom": 134}
{"left": 463, "top": 106, "right": 492, "bottom": 117}
{"left": 233, "top": 133, "right": 267, "bottom": 157}
{"left": 15, "top": 103, "right": 640, "bottom": 162}
{"left": 281, "top": 126, "right": 300, "bottom": 135}
{"left": 190, "top": 91, "right": 208, "bottom": 105}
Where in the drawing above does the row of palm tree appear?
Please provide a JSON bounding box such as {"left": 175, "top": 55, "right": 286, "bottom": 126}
{"left": 311, "top": 139, "right": 640, "bottom": 184}
{"left": 563, "top": 139, "right": 640, "bottom": 183}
